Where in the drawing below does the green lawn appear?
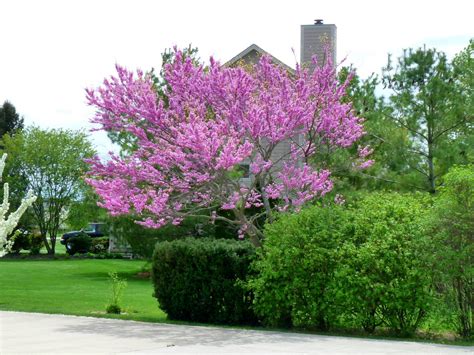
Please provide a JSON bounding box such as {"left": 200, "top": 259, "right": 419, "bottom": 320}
{"left": 1, "top": 258, "right": 472, "bottom": 346}
{"left": 0, "top": 258, "right": 167, "bottom": 322}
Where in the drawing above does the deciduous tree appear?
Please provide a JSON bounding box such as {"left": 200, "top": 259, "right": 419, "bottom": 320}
{"left": 2, "top": 127, "right": 95, "bottom": 254}
{"left": 86, "top": 51, "right": 369, "bottom": 246}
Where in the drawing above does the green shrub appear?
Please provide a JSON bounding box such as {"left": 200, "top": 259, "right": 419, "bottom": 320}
{"left": 339, "top": 193, "right": 433, "bottom": 336}
{"left": 7, "top": 230, "right": 31, "bottom": 254}
{"left": 152, "top": 238, "right": 257, "bottom": 325}
{"left": 90, "top": 237, "right": 109, "bottom": 254}
{"left": 248, "top": 204, "right": 349, "bottom": 330}
{"left": 66, "top": 232, "right": 92, "bottom": 255}
{"left": 29, "top": 233, "right": 43, "bottom": 255}
{"left": 7, "top": 230, "right": 43, "bottom": 254}
{"left": 427, "top": 166, "right": 474, "bottom": 338}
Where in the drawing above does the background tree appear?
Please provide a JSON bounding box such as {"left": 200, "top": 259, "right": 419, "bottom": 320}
{"left": 0, "top": 101, "right": 24, "bottom": 137}
{"left": 86, "top": 51, "right": 369, "bottom": 247}
{"left": 382, "top": 45, "right": 473, "bottom": 193}
{"left": 2, "top": 127, "right": 95, "bottom": 255}
{"left": 448, "top": 40, "right": 474, "bottom": 167}
{"left": 66, "top": 183, "right": 107, "bottom": 230}
{"left": 335, "top": 67, "right": 428, "bottom": 193}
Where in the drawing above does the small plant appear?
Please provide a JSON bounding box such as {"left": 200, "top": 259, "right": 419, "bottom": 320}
{"left": 106, "top": 271, "right": 127, "bottom": 314}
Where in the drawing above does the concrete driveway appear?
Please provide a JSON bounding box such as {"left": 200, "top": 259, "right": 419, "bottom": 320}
{"left": 0, "top": 311, "right": 472, "bottom": 354}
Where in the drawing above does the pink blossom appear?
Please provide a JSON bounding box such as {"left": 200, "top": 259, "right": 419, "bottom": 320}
{"left": 358, "top": 159, "right": 375, "bottom": 169}
{"left": 86, "top": 49, "right": 367, "bottom": 245}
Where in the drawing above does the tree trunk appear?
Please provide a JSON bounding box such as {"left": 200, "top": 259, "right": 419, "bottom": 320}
{"left": 49, "top": 236, "right": 56, "bottom": 255}
{"left": 247, "top": 230, "right": 262, "bottom": 248}
{"left": 427, "top": 124, "right": 436, "bottom": 193}
{"left": 42, "top": 233, "right": 53, "bottom": 255}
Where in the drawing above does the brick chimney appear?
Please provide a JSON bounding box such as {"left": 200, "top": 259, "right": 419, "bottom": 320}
{"left": 301, "top": 19, "right": 337, "bottom": 72}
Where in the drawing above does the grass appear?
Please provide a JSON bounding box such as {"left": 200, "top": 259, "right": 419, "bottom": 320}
{"left": 0, "top": 258, "right": 472, "bottom": 346}
{"left": 0, "top": 258, "right": 166, "bottom": 322}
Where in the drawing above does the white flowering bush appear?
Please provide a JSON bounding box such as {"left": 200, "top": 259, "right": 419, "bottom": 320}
{"left": 0, "top": 154, "right": 37, "bottom": 257}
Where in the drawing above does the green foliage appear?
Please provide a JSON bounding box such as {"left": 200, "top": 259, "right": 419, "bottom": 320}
{"left": 382, "top": 46, "right": 473, "bottom": 193}
{"left": 249, "top": 194, "right": 433, "bottom": 335}
{"left": 427, "top": 165, "right": 474, "bottom": 338}
{"left": 109, "top": 213, "right": 235, "bottom": 259}
{"left": 337, "top": 67, "right": 420, "bottom": 193}
{"left": 335, "top": 41, "right": 473, "bottom": 194}
{"left": 7, "top": 230, "right": 43, "bottom": 255}
{"left": 249, "top": 204, "right": 349, "bottom": 330}
{"left": 450, "top": 40, "right": 474, "bottom": 167}
{"left": 1, "top": 126, "right": 96, "bottom": 255}
{"left": 90, "top": 237, "right": 110, "bottom": 254}
{"left": 339, "top": 193, "right": 433, "bottom": 336}
{"left": 66, "top": 184, "right": 107, "bottom": 230}
{"left": 7, "top": 230, "right": 30, "bottom": 254}
{"left": 28, "top": 233, "right": 44, "bottom": 255}
{"left": 0, "top": 101, "right": 24, "bottom": 138}
{"left": 106, "top": 271, "right": 127, "bottom": 314}
{"left": 66, "top": 232, "right": 92, "bottom": 255}
{"left": 151, "top": 238, "right": 257, "bottom": 325}
{"left": 334, "top": 67, "right": 392, "bottom": 191}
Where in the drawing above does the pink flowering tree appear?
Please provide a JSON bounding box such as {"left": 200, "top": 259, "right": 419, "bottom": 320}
{"left": 86, "top": 51, "right": 370, "bottom": 247}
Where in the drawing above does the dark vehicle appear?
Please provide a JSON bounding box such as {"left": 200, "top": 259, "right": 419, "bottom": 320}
{"left": 60, "top": 223, "right": 105, "bottom": 253}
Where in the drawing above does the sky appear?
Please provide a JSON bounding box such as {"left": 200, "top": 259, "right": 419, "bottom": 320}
{"left": 1, "top": 0, "right": 472, "bottom": 156}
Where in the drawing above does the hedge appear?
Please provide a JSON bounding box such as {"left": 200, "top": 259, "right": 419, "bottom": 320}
{"left": 152, "top": 237, "right": 257, "bottom": 325}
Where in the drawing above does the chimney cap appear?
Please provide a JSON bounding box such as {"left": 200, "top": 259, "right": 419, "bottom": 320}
{"left": 314, "top": 19, "right": 324, "bottom": 25}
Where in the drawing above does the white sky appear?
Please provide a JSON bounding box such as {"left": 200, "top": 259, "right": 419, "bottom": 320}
{"left": 1, "top": 0, "right": 472, "bottom": 156}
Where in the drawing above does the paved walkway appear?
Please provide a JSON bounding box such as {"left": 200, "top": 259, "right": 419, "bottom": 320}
{"left": 1, "top": 311, "right": 472, "bottom": 354}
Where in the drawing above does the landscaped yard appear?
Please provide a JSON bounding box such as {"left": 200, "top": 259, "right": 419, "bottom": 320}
{"left": 0, "top": 259, "right": 166, "bottom": 322}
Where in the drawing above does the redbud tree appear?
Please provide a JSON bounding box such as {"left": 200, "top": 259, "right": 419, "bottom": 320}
{"left": 86, "top": 51, "right": 371, "bottom": 247}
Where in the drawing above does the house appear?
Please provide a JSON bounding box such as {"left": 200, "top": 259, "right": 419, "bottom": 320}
{"left": 225, "top": 19, "right": 337, "bottom": 72}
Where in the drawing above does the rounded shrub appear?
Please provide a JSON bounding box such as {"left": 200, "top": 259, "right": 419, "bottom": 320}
{"left": 248, "top": 204, "right": 349, "bottom": 330}
{"left": 7, "top": 230, "right": 44, "bottom": 255}
{"left": 152, "top": 238, "right": 257, "bottom": 325}
{"left": 66, "top": 232, "right": 92, "bottom": 255}
{"left": 339, "top": 192, "right": 433, "bottom": 336}
{"left": 8, "top": 230, "right": 31, "bottom": 254}
{"left": 29, "top": 233, "right": 44, "bottom": 255}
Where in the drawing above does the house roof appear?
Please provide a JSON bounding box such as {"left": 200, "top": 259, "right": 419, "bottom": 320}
{"left": 224, "top": 44, "right": 295, "bottom": 73}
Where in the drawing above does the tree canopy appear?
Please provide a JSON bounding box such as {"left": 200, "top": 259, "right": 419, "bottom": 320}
{"left": 381, "top": 45, "right": 473, "bottom": 193}
{"left": 86, "top": 50, "right": 371, "bottom": 246}
{"left": 0, "top": 101, "right": 24, "bottom": 137}
{"left": 2, "top": 127, "right": 96, "bottom": 254}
